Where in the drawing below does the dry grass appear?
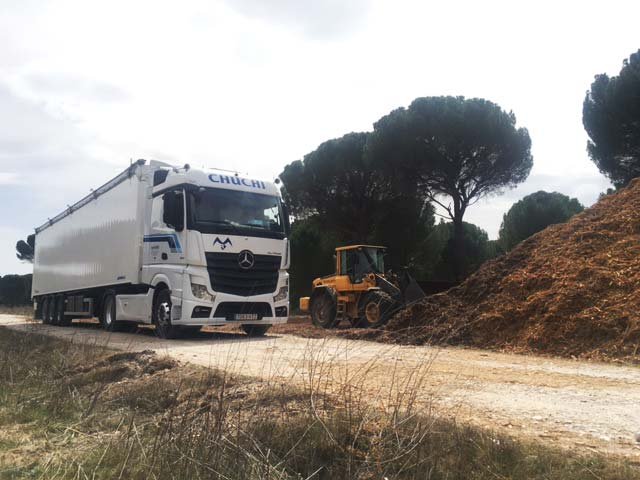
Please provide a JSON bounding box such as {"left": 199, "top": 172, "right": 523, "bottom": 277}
{"left": 0, "top": 327, "right": 638, "bottom": 480}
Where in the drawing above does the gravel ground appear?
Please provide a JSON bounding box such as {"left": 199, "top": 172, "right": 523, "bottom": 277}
{"left": 2, "top": 314, "right": 640, "bottom": 459}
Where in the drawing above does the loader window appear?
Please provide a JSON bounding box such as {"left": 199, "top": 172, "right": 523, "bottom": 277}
{"left": 342, "top": 248, "right": 385, "bottom": 283}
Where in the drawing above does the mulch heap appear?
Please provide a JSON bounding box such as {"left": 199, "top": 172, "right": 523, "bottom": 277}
{"left": 371, "top": 178, "right": 640, "bottom": 361}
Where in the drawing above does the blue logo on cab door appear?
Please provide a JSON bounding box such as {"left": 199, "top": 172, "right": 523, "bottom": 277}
{"left": 213, "top": 237, "right": 232, "bottom": 250}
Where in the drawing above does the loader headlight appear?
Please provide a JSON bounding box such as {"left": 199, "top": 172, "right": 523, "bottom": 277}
{"left": 273, "top": 285, "right": 288, "bottom": 302}
{"left": 191, "top": 283, "right": 214, "bottom": 302}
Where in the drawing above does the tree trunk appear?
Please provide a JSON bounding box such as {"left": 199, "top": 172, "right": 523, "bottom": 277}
{"left": 452, "top": 201, "right": 466, "bottom": 283}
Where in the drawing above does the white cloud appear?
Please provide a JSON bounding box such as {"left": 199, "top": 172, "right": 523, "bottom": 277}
{"left": 223, "top": 0, "right": 372, "bottom": 39}
{"left": 0, "top": 172, "right": 21, "bottom": 185}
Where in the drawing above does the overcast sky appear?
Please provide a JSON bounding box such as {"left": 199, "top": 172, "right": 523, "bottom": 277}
{"left": 1, "top": 0, "right": 637, "bottom": 275}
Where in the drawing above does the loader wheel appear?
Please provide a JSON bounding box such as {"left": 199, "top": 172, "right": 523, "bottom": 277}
{"left": 357, "top": 290, "right": 396, "bottom": 328}
{"left": 310, "top": 290, "right": 338, "bottom": 329}
{"left": 153, "top": 289, "right": 180, "bottom": 339}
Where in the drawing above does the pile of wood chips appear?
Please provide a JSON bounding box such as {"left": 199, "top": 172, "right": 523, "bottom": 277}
{"left": 365, "top": 178, "right": 640, "bottom": 361}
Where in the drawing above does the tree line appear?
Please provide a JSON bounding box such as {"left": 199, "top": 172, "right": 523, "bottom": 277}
{"left": 0, "top": 274, "right": 32, "bottom": 306}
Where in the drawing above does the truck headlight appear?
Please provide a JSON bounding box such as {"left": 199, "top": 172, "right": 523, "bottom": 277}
{"left": 191, "top": 283, "right": 214, "bottom": 302}
{"left": 273, "top": 285, "right": 288, "bottom": 302}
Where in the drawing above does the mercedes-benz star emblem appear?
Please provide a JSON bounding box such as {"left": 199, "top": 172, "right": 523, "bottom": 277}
{"left": 238, "top": 250, "right": 255, "bottom": 270}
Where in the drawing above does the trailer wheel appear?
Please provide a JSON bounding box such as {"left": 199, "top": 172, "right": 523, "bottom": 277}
{"left": 46, "top": 296, "right": 57, "bottom": 325}
{"left": 310, "top": 289, "right": 338, "bottom": 329}
{"left": 54, "top": 296, "right": 70, "bottom": 326}
{"left": 357, "top": 290, "right": 396, "bottom": 328}
{"left": 49, "top": 296, "right": 61, "bottom": 326}
{"left": 41, "top": 297, "right": 51, "bottom": 325}
{"left": 101, "top": 294, "right": 122, "bottom": 332}
{"left": 153, "top": 289, "right": 180, "bottom": 339}
{"left": 241, "top": 325, "right": 271, "bottom": 337}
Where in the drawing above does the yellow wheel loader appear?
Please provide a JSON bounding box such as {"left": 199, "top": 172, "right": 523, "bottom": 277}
{"left": 299, "top": 245, "right": 426, "bottom": 328}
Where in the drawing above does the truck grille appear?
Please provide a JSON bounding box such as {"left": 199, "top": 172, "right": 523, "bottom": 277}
{"left": 205, "top": 252, "right": 281, "bottom": 296}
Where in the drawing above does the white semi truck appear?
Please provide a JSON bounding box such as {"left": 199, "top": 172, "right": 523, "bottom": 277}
{"left": 31, "top": 160, "right": 290, "bottom": 338}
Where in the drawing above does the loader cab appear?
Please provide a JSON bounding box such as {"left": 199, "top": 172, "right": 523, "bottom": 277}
{"left": 336, "top": 245, "right": 386, "bottom": 284}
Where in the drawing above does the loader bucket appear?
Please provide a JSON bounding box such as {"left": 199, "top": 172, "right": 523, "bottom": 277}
{"left": 399, "top": 272, "right": 427, "bottom": 305}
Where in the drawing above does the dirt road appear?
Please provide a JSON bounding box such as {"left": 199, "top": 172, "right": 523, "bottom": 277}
{"left": 2, "top": 314, "right": 639, "bottom": 459}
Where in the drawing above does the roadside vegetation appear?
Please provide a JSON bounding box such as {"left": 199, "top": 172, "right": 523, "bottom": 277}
{"left": 0, "top": 327, "right": 638, "bottom": 480}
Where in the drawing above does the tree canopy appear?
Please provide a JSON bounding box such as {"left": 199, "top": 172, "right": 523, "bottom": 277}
{"left": 280, "top": 131, "right": 434, "bottom": 269}
{"left": 369, "top": 96, "right": 532, "bottom": 279}
{"left": 583, "top": 49, "right": 640, "bottom": 188}
{"left": 287, "top": 217, "right": 338, "bottom": 305}
{"left": 414, "top": 220, "right": 497, "bottom": 282}
{"left": 16, "top": 234, "right": 35, "bottom": 262}
{"left": 498, "top": 191, "right": 584, "bottom": 251}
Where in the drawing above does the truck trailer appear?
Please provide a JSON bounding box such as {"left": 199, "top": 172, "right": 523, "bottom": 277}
{"left": 31, "top": 160, "right": 290, "bottom": 338}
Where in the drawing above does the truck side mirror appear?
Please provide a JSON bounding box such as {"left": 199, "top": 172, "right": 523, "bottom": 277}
{"left": 282, "top": 203, "right": 291, "bottom": 236}
{"left": 163, "top": 191, "right": 184, "bottom": 232}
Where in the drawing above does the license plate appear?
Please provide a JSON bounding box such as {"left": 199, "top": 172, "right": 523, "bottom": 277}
{"left": 234, "top": 313, "right": 258, "bottom": 321}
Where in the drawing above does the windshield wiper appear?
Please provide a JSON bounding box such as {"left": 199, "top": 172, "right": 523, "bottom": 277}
{"left": 239, "top": 223, "right": 284, "bottom": 233}
{"left": 203, "top": 220, "right": 242, "bottom": 234}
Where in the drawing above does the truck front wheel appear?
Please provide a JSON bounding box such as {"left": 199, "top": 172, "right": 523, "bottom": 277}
{"left": 153, "top": 289, "right": 180, "bottom": 339}
{"left": 101, "top": 294, "right": 121, "bottom": 331}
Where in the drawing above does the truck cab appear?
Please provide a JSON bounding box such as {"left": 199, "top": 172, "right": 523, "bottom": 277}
{"left": 144, "top": 164, "right": 291, "bottom": 337}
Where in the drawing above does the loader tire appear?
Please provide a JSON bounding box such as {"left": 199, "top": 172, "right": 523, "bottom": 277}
{"left": 310, "top": 289, "right": 338, "bottom": 329}
{"left": 357, "top": 290, "right": 396, "bottom": 328}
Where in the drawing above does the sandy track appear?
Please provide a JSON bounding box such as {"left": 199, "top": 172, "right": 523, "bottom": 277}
{"left": 2, "top": 314, "right": 639, "bottom": 459}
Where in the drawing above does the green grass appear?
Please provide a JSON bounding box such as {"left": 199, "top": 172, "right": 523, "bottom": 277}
{"left": 0, "top": 326, "right": 638, "bottom": 480}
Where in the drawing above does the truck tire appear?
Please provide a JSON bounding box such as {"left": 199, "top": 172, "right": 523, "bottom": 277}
{"left": 101, "top": 294, "right": 122, "bottom": 332}
{"left": 54, "top": 296, "right": 69, "bottom": 326}
{"left": 153, "top": 289, "right": 180, "bottom": 339}
{"left": 241, "top": 324, "right": 271, "bottom": 337}
{"left": 41, "top": 297, "right": 51, "bottom": 325}
{"left": 357, "top": 290, "right": 396, "bottom": 328}
{"left": 50, "top": 296, "right": 61, "bottom": 326}
{"left": 46, "top": 296, "right": 57, "bottom": 325}
{"left": 310, "top": 289, "right": 338, "bottom": 329}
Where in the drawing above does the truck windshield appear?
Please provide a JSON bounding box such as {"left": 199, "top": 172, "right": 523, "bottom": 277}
{"left": 187, "top": 188, "right": 285, "bottom": 239}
